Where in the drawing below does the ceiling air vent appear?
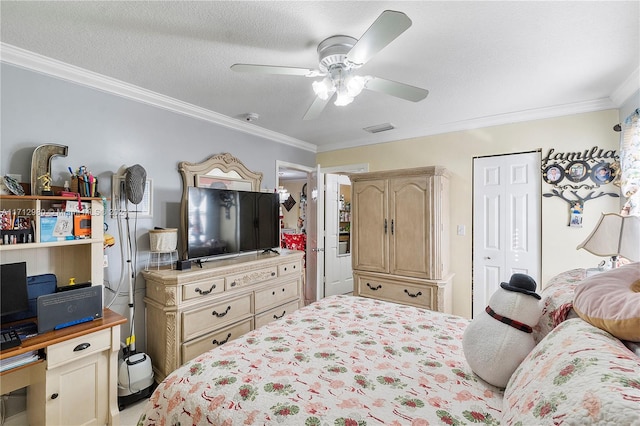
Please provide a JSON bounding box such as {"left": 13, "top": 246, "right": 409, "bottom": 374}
{"left": 363, "top": 123, "right": 395, "bottom": 134}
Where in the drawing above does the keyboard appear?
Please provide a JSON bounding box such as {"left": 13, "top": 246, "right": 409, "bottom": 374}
{"left": 1, "top": 329, "right": 22, "bottom": 351}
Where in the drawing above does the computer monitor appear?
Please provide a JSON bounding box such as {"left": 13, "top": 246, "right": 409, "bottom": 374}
{"left": 1, "top": 262, "right": 29, "bottom": 326}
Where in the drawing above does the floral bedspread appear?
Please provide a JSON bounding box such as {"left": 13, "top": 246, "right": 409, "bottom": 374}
{"left": 139, "top": 295, "right": 504, "bottom": 425}
{"left": 503, "top": 318, "right": 640, "bottom": 425}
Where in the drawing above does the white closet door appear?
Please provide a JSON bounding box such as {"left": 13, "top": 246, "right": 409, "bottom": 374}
{"left": 473, "top": 152, "right": 541, "bottom": 318}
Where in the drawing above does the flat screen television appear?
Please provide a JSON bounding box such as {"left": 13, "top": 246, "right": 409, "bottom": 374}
{"left": 187, "top": 186, "right": 280, "bottom": 261}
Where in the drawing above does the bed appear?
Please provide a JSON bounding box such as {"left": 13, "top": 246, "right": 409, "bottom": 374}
{"left": 138, "top": 295, "right": 504, "bottom": 425}
{"left": 138, "top": 268, "right": 640, "bottom": 425}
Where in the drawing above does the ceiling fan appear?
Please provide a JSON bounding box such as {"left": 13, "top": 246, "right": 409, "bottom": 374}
{"left": 231, "top": 10, "right": 429, "bottom": 120}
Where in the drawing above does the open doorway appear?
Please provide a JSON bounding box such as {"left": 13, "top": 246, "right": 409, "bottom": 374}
{"left": 276, "top": 161, "right": 368, "bottom": 302}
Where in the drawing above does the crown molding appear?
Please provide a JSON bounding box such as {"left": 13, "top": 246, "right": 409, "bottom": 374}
{"left": 318, "top": 97, "right": 617, "bottom": 153}
{"left": 0, "top": 43, "right": 317, "bottom": 153}
{"left": 611, "top": 67, "right": 639, "bottom": 107}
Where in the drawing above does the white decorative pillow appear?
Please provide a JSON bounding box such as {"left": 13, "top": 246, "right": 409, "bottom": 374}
{"left": 573, "top": 262, "right": 640, "bottom": 341}
{"left": 503, "top": 318, "right": 640, "bottom": 425}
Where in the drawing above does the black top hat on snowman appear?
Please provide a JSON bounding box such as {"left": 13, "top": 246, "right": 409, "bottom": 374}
{"left": 500, "top": 273, "right": 541, "bottom": 300}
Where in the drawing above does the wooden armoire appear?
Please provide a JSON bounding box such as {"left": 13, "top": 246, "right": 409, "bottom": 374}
{"left": 350, "top": 166, "right": 453, "bottom": 313}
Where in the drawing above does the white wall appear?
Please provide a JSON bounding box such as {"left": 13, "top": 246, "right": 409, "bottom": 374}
{"left": 318, "top": 110, "right": 622, "bottom": 318}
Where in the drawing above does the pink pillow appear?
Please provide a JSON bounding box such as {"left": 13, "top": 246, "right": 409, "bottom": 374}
{"left": 573, "top": 262, "right": 640, "bottom": 341}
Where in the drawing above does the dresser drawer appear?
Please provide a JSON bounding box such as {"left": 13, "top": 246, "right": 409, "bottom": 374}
{"left": 47, "top": 329, "right": 111, "bottom": 369}
{"left": 357, "top": 276, "right": 435, "bottom": 309}
{"left": 254, "top": 279, "right": 300, "bottom": 313}
{"left": 182, "top": 318, "right": 252, "bottom": 364}
{"left": 254, "top": 300, "right": 299, "bottom": 329}
{"left": 225, "top": 266, "right": 278, "bottom": 290}
{"left": 183, "top": 277, "right": 225, "bottom": 301}
{"left": 182, "top": 294, "right": 252, "bottom": 341}
{"left": 278, "top": 260, "right": 302, "bottom": 277}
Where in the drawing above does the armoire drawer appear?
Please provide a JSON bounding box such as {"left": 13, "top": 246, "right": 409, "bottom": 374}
{"left": 357, "top": 277, "right": 435, "bottom": 309}
{"left": 254, "top": 299, "right": 299, "bottom": 329}
{"left": 254, "top": 279, "right": 299, "bottom": 313}
{"left": 47, "top": 328, "right": 111, "bottom": 369}
{"left": 182, "top": 294, "right": 252, "bottom": 341}
{"left": 182, "top": 318, "right": 253, "bottom": 364}
{"left": 183, "top": 277, "right": 225, "bottom": 301}
{"left": 225, "top": 266, "right": 278, "bottom": 290}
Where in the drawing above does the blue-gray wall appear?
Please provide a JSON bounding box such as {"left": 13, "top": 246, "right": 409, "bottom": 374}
{"left": 1, "top": 62, "right": 315, "bottom": 353}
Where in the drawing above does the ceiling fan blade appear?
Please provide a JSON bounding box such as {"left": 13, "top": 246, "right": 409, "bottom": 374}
{"left": 231, "top": 64, "right": 323, "bottom": 77}
{"left": 303, "top": 95, "right": 331, "bottom": 120}
{"left": 365, "top": 77, "right": 429, "bottom": 102}
{"left": 346, "top": 10, "right": 412, "bottom": 67}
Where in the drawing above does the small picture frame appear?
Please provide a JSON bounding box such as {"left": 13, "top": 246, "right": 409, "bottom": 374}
{"left": 591, "top": 162, "right": 614, "bottom": 185}
{"left": 543, "top": 165, "right": 564, "bottom": 184}
{"left": 16, "top": 216, "right": 31, "bottom": 230}
{"left": 569, "top": 202, "right": 583, "bottom": 228}
{"left": 565, "top": 161, "right": 589, "bottom": 183}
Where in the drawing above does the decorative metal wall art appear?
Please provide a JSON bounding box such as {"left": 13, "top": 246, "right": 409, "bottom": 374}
{"left": 541, "top": 146, "right": 620, "bottom": 227}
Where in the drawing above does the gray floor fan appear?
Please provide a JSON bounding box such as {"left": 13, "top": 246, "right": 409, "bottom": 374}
{"left": 117, "top": 164, "right": 155, "bottom": 410}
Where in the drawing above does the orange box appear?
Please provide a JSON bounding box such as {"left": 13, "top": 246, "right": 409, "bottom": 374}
{"left": 73, "top": 214, "right": 92, "bottom": 237}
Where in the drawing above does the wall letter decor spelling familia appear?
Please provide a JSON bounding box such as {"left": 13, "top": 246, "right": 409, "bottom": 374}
{"left": 541, "top": 146, "right": 620, "bottom": 227}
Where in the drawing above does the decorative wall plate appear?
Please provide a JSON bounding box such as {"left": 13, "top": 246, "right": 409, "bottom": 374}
{"left": 3, "top": 175, "right": 25, "bottom": 196}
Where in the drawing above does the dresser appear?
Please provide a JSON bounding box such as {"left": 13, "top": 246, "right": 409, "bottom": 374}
{"left": 350, "top": 167, "right": 453, "bottom": 312}
{"left": 143, "top": 250, "right": 304, "bottom": 383}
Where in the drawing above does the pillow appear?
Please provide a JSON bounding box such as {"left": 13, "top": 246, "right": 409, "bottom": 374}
{"left": 573, "top": 262, "right": 640, "bottom": 341}
{"left": 503, "top": 318, "right": 640, "bottom": 425}
{"left": 533, "top": 268, "right": 585, "bottom": 344}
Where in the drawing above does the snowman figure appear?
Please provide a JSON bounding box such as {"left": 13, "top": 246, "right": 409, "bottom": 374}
{"left": 462, "top": 273, "right": 542, "bottom": 388}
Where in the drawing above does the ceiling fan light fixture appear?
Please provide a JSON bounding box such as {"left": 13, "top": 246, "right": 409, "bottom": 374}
{"left": 344, "top": 74, "right": 368, "bottom": 98}
{"left": 312, "top": 77, "right": 335, "bottom": 100}
{"left": 334, "top": 91, "right": 355, "bottom": 106}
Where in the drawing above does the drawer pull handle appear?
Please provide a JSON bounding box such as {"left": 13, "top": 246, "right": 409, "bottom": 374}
{"left": 273, "top": 311, "right": 286, "bottom": 320}
{"left": 230, "top": 281, "right": 237, "bottom": 287}
{"left": 212, "top": 333, "right": 231, "bottom": 346}
{"left": 195, "top": 284, "right": 216, "bottom": 295}
{"left": 366, "top": 283, "right": 382, "bottom": 291}
{"left": 404, "top": 289, "right": 423, "bottom": 298}
{"left": 51, "top": 393, "right": 59, "bottom": 400}
{"left": 212, "top": 306, "right": 231, "bottom": 317}
{"left": 73, "top": 343, "right": 91, "bottom": 352}
{"left": 271, "top": 272, "right": 276, "bottom": 276}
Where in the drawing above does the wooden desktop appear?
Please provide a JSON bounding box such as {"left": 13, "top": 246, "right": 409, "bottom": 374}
{"left": 1, "top": 309, "right": 126, "bottom": 426}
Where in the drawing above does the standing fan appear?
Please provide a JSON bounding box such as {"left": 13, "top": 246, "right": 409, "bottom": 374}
{"left": 231, "top": 10, "right": 429, "bottom": 120}
{"left": 117, "top": 164, "right": 154, "bottom": 410}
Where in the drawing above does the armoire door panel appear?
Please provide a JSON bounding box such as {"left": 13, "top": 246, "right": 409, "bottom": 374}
{"left": 390, "top": 177, "right": 430, "bottom": 278}
{"left": 352, "top": 179, "right": 388, "bottom": 273}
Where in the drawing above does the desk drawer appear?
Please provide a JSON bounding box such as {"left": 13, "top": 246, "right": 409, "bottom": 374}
{"left": 47, "top": 329, "right": 111, "bottom": 368}
{"left": 278, "top": 260, "right": 302, "bottom": 277}
{"left": 182, "top": 294, "right": 252, "bottom": 341}
{"left": 182, "top": 318, "right": 252, "bottom": 364}
{"left": 183, "top": 277, "right": 225, "bottom": 301}
{"left": 357, "top": 277, "right": 435, "bottom": 309}
{"left": 254, "top": 300, "right": 299, "bottom": 329}
{"left": 254, "top": 279, "right": 300, "bottom": 313}
{"left": 226, "top": 266, "right": 278, "bottom": 290}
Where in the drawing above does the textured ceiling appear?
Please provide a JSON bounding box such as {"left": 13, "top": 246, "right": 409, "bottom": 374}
{"left": 1, "top": 1, "right": 638, "bottom": 153}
